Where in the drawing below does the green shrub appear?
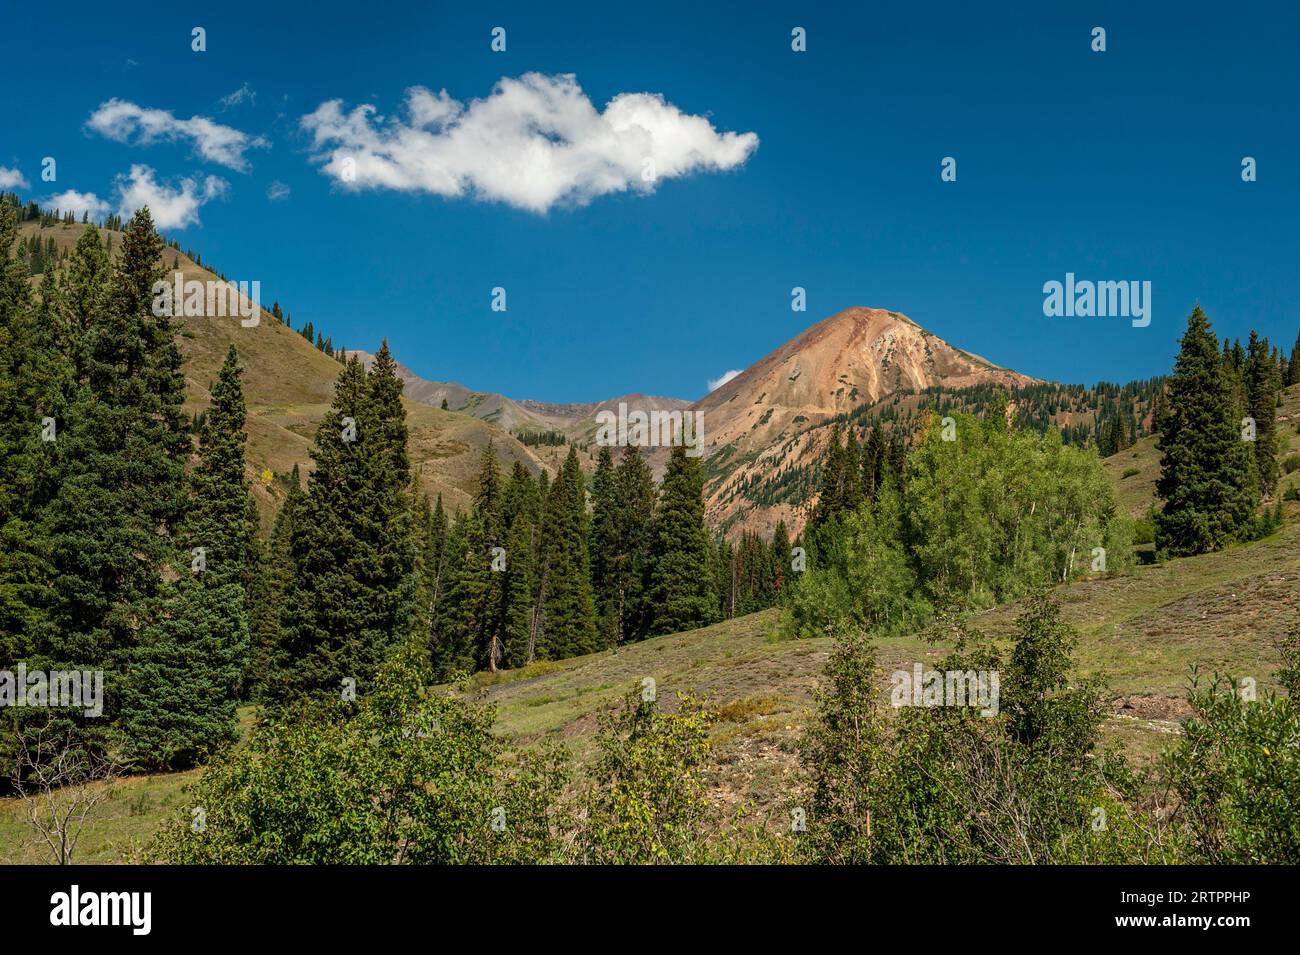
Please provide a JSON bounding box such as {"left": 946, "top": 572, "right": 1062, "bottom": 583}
{"left": 1165, "top": 663, "right": 1300, "bottom": 863}
{"left": 580, "top": 689, "right": 716, "bottom": 864}
{"left": 150, "top": 641, "right": 569, "bottom": 864}
{"left": 797, "top": 593, "right": 1179, "bottom": 863}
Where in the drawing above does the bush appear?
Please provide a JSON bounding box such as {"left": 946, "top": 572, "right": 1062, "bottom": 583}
{"left": 1283, "top": 453, "right": 1300, "bottom": 475}
{"left": 150, "top": 641, "right": 569, "bottom": 864}
{"left": 1133, "top": 508, "right": 1157, "bottom": 545}
{"left": 797, "top": 593, "right": 1180, "bottom": 863}
{"left": 580, "top": 689, "right": 717, "bottom": 864}
{"left": 1165, "top": 664, "right": 1300, "bottom": 863}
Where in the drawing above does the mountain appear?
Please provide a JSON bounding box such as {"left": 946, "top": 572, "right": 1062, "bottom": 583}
{"left": 348, "top": 349, "right": 570, "bottom": 434}
{"left": 349, "top": 349, "right": 694, "bottom": 442}
{"left": 693, "top": 307, "right": 1035, "bottom": 454}
{"left": 689, "top": 307, "right": 1039, "bottom": 534}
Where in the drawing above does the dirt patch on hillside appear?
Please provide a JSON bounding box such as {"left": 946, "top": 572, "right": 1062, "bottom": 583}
{"left": 1112, "top": 694, "right": 1194, "bottom": 721}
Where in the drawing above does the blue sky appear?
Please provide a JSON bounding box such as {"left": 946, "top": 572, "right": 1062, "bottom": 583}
{"left": 6, "top": 0, "right": 1299, "bottom": 401}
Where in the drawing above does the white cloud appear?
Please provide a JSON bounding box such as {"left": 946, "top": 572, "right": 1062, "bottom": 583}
{"left": 707, "top": 369, "right": 743, "bottom": 392}
{"left": 114, "top": 165, "right": 227, "bottom": 229}
{"left": 266, "top": 180, "right": 291, "bottom": 201}
{"left": 42, "top": 189, "right": 110, "bottom": 221}
{"left": 86, "top": 98, "right": 269, "bottom": 172}
{"left": 300, "top": 72, "right": 759, "bottom": 213}
{"left": 0, "top": 166, "right": 29, "bottom": 189}
{"left": 218, "top": 82, "right": 256, "bottom": 111}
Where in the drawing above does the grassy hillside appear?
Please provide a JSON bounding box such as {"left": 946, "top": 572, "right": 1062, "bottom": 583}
{"left": 17, "top": 220, "right": 550, "bottom": 525}
{"left": 467, "top": 510, "right": 1299, "bottom": 808}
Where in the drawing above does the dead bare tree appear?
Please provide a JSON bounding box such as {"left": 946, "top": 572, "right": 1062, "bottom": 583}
{"left": 7, "top": 716, "right": 120, "bottom": 864}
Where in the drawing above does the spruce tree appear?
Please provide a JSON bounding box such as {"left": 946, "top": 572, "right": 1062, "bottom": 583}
{"left": 589, "top": 446, "right": 620, "bottom": 646}
{"left": 0, "top": 204, "right": 57, "bottom": 662}
{"left": 183, "top": 345, "right": 257, "bottom": 588}
{"left": 647, "top": 445, "right": 716, "bottom": 636}
{"left": 535, "top": 448, "right": 597, "bottom": 659}
{"left": 120, "top": 343, "right": 255, "bottom": 765}
{"left": 501, "top": 463, "right": 541, "bottom": 667}
{"left": 471, "top": 444, "right": 507, "bottom": 670}
{"left": 612, "top": 446, "right": 655, "bottom": 642}
{"left": 277, "top": 344, "right": 417, "bottom": 701}
{"left": 428, "top": 493, "right": 448, "bottom": 616}
{"left": 118, "top": 577, "right": 247, "bottom": 770}
{"left": 1287, "top": 328, "right": 1300, "bottom": 388}
{"left": 1245, "top": 330, "right": 1280, "bottom": 496}
{"left": 1155, "top": 306, "right": 1258, "bottom": 556}
{"left": 431, "top": 510, "right": 488, "bottom": 677}
{"left": 40, "top": 210, "right": 189, "bottom": 724}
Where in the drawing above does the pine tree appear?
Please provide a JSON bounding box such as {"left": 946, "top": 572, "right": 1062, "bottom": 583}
{"left": 501, "top": 512, "right": 538, "bottom": 668}
{"left": 808, "top": 425, "right": 848, "bottom": 534}
{"left": 1287, "top": 327, "right": 1300, "bottom": 388}
{"left": 647, "top": 445, "right": 716, "bottom": 636}
{"left": 40, "top": 211, "right": 189, "bottom": 724}
{"left": 276, "top": 344, "right": 417, "bottom": 701}
{"left": 1245, "top": 330, "right": 1280, "bottom": 496}
{"left": 427, "top": 493, "right": 448, "bottom": 616}
{"left": 1155, "top": 306, "right": 1258, "bottom": 556}
{"left": 182, "top": 345, "right": 257, "bottom": 589}
{"left": 589, "top": 446, "right": 620, "bottom": 646}
{"left": 862, "top": 427, "right": 886, "bottom": 503}
{"left": 119, "top": 343, "right": 255, "bottom": 766}
{"left": 611, "top": 446, "right": 655, "bottom": 642}
{"left": 0, "top": 204, "right": 58, "bottom": 662}
{"left": 771, "top": 520, "right": 792, "bottom": 595}
{"left": 534, "top": 448, "right": 598, "bottom": 659}
{"left": 500, "top": 467, "right": 540, "bottom": 668}
{"left": 117, "top": 576, "right": 247, "bottom": 770}
{"left": 472, "top": 444, "right": 507, "bottom": 670}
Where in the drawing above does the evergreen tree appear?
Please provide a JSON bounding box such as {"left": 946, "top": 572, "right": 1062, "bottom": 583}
{"left": 119, "top": 343, "right": 256, "bottom": 766}
{"left": 118, "top": 577, "right": 247, "bottom": 770}
{"left": 647, "top": 445, "right": 716, "bottom": 636}
{"left": 40, "top": 210, "right": 189, "bottom": 726}
{"left": 427, "top": 493, "right": 449, "bottom": 616}
{"left": 534, "top": 449, "right": 598, "bottom": 658}
{"left": 771, "top": 520, "right": 792, "bottom": 596}
{"left": 588, "top": 446, "right": 620, "bottom": 647}
{"left": 430, "top": 513, "right": 482, "bottom": 677}
{"left": 501, "top": 466, "right": 540, "bottom": 668}
{"left": 182, "top": 345, "right": 257, "bottom": 589}
{"left": 1287, "top": 327, "right": 1300, "bottom": 388}
{"left": 1155, "top": 307, "right": 1258, "bottom": 556}
{"left": 1245, "top": 330, "right": 1280, "bottom": 496}
{"left": 276, "top": 344, "right": 417, "bottom": 700}
{"left": 0, "top": 204, "right": 57, "bottom": 662}
{"left": 611, "top": 446, "right": 655, "bottom": 642}
{"left": 472, "top": 444, "right": 507, "bottom": 670}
